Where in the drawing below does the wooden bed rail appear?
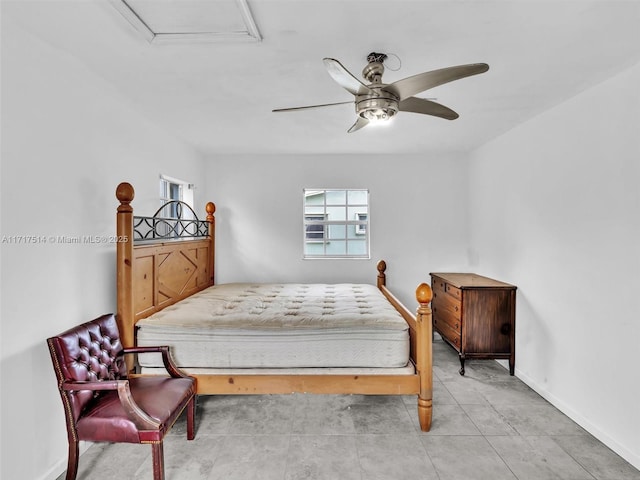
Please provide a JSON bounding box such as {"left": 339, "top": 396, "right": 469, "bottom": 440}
{"left": 377, "top": 261, "right": 416, "bottom": 329}
{"left": 376, "top": 260, "right": 433, "bottom": 430}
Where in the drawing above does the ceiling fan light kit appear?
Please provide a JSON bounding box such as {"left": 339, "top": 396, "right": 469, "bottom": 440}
{"left": 273, "top": 51, "right": 489, "bottom": 133}
{"left": 357, "top": 97, "right": 398, "bottom": 122}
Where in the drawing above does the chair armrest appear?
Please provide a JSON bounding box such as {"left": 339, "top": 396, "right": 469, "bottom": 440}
{"left": 62, "top": 379, "right": 160, "bottom": 430}
{"left": 62, "top": 380, "right": 120, "bottom": 391}
{"left": 121, "top": 345, "right": 189, "bottom": 378}
{"left": 116, "top": 379, "right": 161, "bottom": 430}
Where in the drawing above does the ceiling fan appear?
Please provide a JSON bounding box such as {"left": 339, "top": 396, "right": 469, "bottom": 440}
{"left": 273, "top": 52, "right": 489, "bottom": 133}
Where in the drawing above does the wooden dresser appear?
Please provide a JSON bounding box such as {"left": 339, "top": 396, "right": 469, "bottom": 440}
{"left": 430, "top": 273, "right": 517, "bottom": 376}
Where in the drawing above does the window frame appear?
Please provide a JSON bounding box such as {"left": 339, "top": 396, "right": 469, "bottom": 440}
{"left": 303, "top": 188, "right": 370, "bottom": 260}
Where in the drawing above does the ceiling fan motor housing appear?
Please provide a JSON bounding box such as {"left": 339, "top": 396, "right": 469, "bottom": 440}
{"left": 357, "top": 60, "right": 399, "bottom": 122}
{"left": 362, "top": 60, "right": 385, "bottom": 83}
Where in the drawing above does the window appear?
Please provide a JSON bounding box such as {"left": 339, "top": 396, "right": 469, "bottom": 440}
{"left": 303, "top": 189, "right": 370, "bottom": 259}
{"left": 158, "top": 175, "right": 195, "bottom": 238}
{"left": 160, "top": 177, "right": 183, "bottom": 218}
{"left": 159, "top": 175, "right": 194, "bottom": 218}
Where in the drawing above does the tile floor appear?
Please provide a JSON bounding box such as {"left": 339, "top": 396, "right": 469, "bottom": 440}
{"left": 61, "top": 337, "right": 640, "bottom": 480}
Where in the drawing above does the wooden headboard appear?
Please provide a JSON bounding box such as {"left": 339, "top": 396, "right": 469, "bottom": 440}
{"left": 115, "top": 182, "right": 216, "bottom": 349}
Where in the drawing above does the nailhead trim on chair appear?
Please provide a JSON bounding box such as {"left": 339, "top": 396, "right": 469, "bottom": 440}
{"left": 47, "top": 338, "right": 79, "bottom": 443}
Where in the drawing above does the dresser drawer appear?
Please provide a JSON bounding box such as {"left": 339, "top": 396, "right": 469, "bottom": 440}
{"left": 435, "top": 319, "right": 461, "bottom": 349}
{"left": 433, "top": 308, "right": 461, "bottom": 333}
{"left": 432, "top": 276, "right": 462, "bottom": 301}
{"left": 433, "top": 306, "right": 461, "bottom": 335}
{"left": 432, "top": 290, "right": 461, "bottom": 319}
{"left": 445, "top": 283, "right": 461, "bottom": 300}
{"left": 432, "top": 277, "right": 447, "bottom": 295}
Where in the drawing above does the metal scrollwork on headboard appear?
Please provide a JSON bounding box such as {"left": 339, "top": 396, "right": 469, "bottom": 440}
{"left": 133, "top": 200, "right": 208, "bottom": 242}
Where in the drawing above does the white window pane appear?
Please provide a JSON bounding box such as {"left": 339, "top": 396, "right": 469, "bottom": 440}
{"left": 305, "top": 242, "right": 324, "bottom": 256}
{"left": 327, "top": 240, "right": 346, "bottom": 256}
{"left": 347, "top": 190, "right": 367, "bottom": 205}
{"left": 347, "top": 239, "right": 367, "bottom": 255}
{"left": 306, "top": 224, "right": 324, "bottom": 240}
{"left": 305, "top": 193, "right": 324, "bottom": 206}
{"left": 305, "top": 206, "right": 325, "bottom": 215}
{"left": 328, "top": 224, "right": 346, "bottom": 240}
{"left": 326, "top": 190, "right": 346, "bottom": 205}
{"left": 348, "top": 207, "right": 368, "bottom": 218}
{"left": 326, "top": 206, "right": 346, "bottom": 221}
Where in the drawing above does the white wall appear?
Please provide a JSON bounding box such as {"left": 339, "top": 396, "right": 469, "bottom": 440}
{"left": 6, "top": 4, "right": 638, "bottom": 478}
{"left": 468, "top": 62, "right": 640, "bottom": 468}
{"left": 204, "top": 153, "right": 470, "bottom": 310}
{"left": 0, "top": 21, "right": 205, "bottom": 480}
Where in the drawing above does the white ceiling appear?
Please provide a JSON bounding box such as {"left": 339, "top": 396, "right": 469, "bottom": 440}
{"left": 4, "top": 0, "right": 640, "bottom": 156}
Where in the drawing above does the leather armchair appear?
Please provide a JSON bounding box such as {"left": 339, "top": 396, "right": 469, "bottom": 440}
{"left": 47, "top": 313, "right": 196, "bottom": 480}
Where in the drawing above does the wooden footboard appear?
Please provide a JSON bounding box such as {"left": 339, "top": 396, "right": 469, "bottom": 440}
{"left": 115, "top": 182, "right": 433, "bottom": 431}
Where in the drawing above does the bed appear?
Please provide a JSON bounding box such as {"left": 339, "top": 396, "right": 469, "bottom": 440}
{"left": 115, "top": 182, "right": 433, "bottom": 431}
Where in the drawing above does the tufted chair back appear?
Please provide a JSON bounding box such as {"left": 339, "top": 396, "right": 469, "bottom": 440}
{"left": 48, "top": 314, "right": 128, "bottom": 423}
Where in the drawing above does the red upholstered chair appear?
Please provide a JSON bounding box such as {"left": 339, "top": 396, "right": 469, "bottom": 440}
{"left": 47, "top": 314, "right": 196, "bottom": 480}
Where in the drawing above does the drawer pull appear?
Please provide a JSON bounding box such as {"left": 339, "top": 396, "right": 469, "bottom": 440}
{"left": 455, "top": 306, "right": 459, "bottom": 312}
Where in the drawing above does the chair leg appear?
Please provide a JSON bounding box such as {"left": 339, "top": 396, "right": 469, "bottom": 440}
{"left": 151, "top": 442, "right": 165, "bottom": 480}
{"left": 66, "top": 439, "right": 79, "bottom": 480}
{"left": 186, "top": 396, "right": 196, "bottom": 440}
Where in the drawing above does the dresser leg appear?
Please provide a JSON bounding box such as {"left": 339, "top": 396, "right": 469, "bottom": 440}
{"left": 459, "top": 354, "right": 466, "bottom": 376}
{"left": 509, "top": 356, "right": 515, "bottom": 376}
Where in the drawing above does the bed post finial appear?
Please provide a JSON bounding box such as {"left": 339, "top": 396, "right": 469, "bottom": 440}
{"left": 416, "top": 283, "right": 433, "bottom": 305}
{"left": 205, "top": 201, "right": 216, "bottom": 220}
{"left": 376, "top": 260, "right": 387, "bottom": 288}
{"left": 415, "top": 282, "right": 433, "bottom": 432}
{"left": 116, "top": 182, "right": 135, "bottom": 206}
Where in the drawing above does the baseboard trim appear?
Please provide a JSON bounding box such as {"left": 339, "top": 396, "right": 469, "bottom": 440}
{"left": 513, "top": 365, "right": 640, "bottom": 471}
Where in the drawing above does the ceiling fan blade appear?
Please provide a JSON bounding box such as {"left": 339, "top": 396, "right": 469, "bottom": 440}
{"left": 272, "top": 101, "right": 353, "bottom": 113}
{"left": 399, "top": 97, "right": 459, "bottom": 120}
{"left": 323, "top": 58, "right": 374, "bottom": 96}
{"left": 384, "top": 63, "right": 489, "bottom": 100}
{"left": 347, "top": 117, "right": 369, "bottom": 133}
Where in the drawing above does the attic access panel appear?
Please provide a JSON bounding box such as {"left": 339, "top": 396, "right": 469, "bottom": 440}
{"left": 110, "top": 0, "right": 261, "bottom": 43}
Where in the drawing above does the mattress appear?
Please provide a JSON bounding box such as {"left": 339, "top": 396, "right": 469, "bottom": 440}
{"left": 136, "top": 283, "right": 410, "bottom": 369}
